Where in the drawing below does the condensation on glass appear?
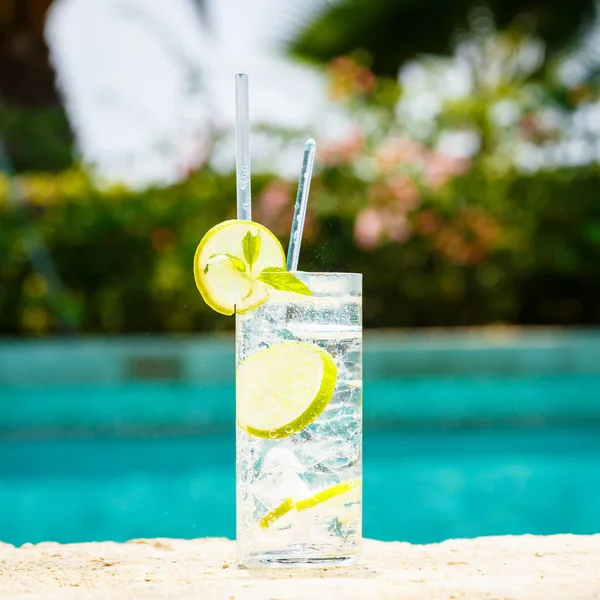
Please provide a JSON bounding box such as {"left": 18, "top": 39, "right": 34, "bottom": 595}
{"left": 236, "top": 272, "right": 362, "bottom": 567}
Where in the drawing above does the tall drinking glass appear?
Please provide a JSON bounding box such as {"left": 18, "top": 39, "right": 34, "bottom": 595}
{"left": 236, "top": 272, "right": 362, "bottom": 567}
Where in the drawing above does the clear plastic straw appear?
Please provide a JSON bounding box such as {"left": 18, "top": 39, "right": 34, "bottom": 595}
{"left": 235, "top": 73, "right": 251, "bottom": 220}
{"left": 286, "top": 138, "right": 316, "bottom": 271}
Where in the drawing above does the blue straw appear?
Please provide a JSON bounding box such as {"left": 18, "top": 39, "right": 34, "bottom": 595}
{"left": 235, "top": 73, "right": 251, "bottom": 220}
{"left": 286, "top": 139, "right": 316, "bottom": 271}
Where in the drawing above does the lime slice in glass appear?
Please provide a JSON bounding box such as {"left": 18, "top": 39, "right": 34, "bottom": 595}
{"left": 296, "top": 480, "right": 361, "bottom": 512}
{"left": 258, "top": 497, "right": 294, "bottom": 530}
{"left": 237, "top": 342, "right": 338, "bottom": 440}
{"left": 193, "top": 220, "right": 285, "bottom": 315}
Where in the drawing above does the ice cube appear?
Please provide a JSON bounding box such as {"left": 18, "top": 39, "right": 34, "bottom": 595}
{"left": 251, "top": 468, "right": 310, "bottom": 508}
{"left": 262, "top": 446, "right": 305, "bottom": 473}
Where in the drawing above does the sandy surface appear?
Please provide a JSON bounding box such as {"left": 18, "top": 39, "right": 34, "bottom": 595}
{"left": 1, "top": 535, "right": 599, "bottom": 600}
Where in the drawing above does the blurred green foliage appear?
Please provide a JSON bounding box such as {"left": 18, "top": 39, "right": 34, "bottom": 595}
{"left": 0, "top": 106, "right": 73, "bottom": 173}
{"left": 1, "top": 161, "right": 600, "bottom": 335}
{"left": 293, "top": 0, "right": 595, "bottom": 75}
{"left": 2, "top": 17, "right": 600, "bottom": 335}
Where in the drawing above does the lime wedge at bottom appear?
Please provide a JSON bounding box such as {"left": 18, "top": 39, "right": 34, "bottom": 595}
{"left": 296, "top": 480, "right": 361, "bottom": 512}
{"left": 237, "top": 343, "right": 338, "bottom": 440}
{"left": 259, "top": 497, "right": 294, "bottom": 529}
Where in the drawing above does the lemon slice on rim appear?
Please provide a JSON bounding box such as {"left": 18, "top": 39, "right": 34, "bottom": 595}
{"left": 237, "top": 342, "right": 338, "bottom": 440}
{"left": 193, "top": 220, "right": 286, "bottom": 315}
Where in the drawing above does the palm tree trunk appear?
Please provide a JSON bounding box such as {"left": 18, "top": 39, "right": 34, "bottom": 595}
{"left": 0, "top": 0, "right": 60, "bottom": 106}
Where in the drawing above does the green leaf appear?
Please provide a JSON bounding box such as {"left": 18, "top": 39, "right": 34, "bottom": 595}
{"left": 242, "top": 231, "right": 261, "bottom": 268}
{"left": 204, "top": 253, "right": 246, "bottom": 274}
{"left": 258, "top": 267, "right": 312, "bottom": 296}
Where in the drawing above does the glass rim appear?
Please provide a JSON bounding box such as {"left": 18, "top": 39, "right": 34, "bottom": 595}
{"left": 292, "top": 271, "right": 362, "bottom": 279}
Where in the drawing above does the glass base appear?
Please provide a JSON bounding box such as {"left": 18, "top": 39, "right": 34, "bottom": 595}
{"left": 242, "top": 552, "right": 359, "bottom": 569}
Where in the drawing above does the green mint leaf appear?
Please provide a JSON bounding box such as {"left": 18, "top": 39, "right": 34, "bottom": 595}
{"left": 242, "top": 231, "right": 261, "bottom": 268}
{"left": 204, "top": 253, "right": 246, "bottom": 274}
{"left": 258, "top": 267, "right": 312, "bottom": 296}
{"left": 225, "top": 254, "right": 247, "bottom": 273}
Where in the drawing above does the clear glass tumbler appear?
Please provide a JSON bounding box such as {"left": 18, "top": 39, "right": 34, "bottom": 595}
{"left": 236, "top": 272, "right": 362, "bottom": 567}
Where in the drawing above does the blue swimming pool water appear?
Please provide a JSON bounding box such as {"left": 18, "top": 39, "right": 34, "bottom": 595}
{"left": 1, "top": 423, "right": 599, "bottom": 546}
{"left": 2, "top": 374, "right": 600, "bottom": 432}
{"left": 2, "top": 334, "right": 599, "bottom": 546}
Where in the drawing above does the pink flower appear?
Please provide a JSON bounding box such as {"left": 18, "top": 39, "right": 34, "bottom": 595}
{"left": 384, "top": 211, "right": 412, "bottom": 243}
{"left": 354, "top": 208, "right": 385, "bottom": 250}
{"left": 386, "top": 175, "right": 420, "bottom": 210}
{"left": 328, "top": 57, "right": 376, "bottom": 101}
{"left": 321, "top": 131, "right": 365, "bottom": 167}
{"left": 375, "top": 136, "right": 426, "bottom": 173}
{"left": 424, "top": 153, "right": 470, "bottom": 189}
{"left": 259, "top": 181, "right": 290, "bottom": 214}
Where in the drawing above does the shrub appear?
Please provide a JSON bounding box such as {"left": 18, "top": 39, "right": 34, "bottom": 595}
{"left": 2, "top": 163, "right": 600, "bottom": 335}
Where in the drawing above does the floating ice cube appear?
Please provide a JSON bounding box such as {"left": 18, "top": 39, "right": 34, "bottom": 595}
{"left": 298, "top": 438, "right": 359, "bottom": 473}
{"left": 262, "top": 446, "right": 305, "bottom": 472}
{"left": 251, "top": 468, "right": 310, "bottom": 508}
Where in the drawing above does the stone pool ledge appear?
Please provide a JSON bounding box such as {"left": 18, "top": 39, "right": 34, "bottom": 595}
{"left": 1, "top": 535, "right": 598, "bottom": 599}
